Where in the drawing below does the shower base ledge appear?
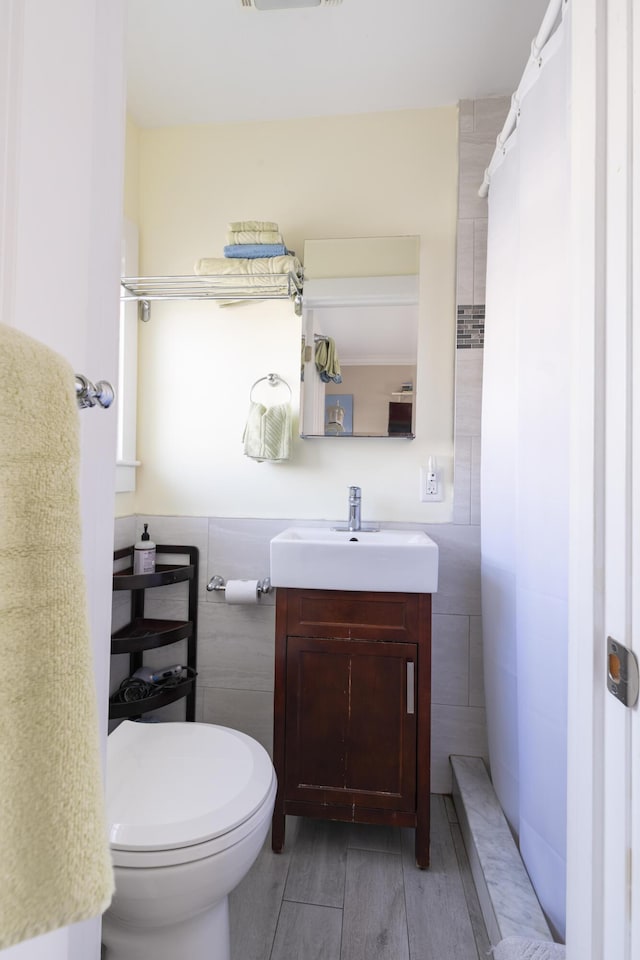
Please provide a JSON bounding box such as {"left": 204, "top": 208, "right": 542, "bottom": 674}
{"left": 451, "top": 755, "right": 554, "bottom": 947}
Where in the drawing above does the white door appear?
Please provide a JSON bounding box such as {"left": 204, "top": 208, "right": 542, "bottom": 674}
{"left": 0, "top": 1, "right": 125, "bottom": 958}
{"left": 567, "top": 1, "right": 639, "bottom": 957}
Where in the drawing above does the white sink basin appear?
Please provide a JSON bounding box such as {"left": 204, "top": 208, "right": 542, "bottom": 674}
{"left": 270, "top": 527, "right": 438, "bottom": 593}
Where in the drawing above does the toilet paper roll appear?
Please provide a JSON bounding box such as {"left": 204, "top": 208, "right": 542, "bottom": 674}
{"left": 224, "top": 579, "right": 260, "bottom": 604}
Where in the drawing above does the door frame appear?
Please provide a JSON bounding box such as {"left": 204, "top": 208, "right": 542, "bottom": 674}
{"left": 1, "top": 2, "right": 125, "bottom": 958}
{"left": 566, "top": 0, "right": 638, "bottom": 957}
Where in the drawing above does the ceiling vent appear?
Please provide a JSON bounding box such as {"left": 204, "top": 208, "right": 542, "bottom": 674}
{"left": 241, "top": 0, "right": 342, "bottom": 9}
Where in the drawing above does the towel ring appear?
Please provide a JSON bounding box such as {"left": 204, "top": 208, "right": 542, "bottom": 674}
{"left": 249, "top": 373, "right": 292, "bottom": 403}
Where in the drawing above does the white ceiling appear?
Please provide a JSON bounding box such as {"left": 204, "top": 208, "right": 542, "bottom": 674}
{"left": 126, "top": 0, "right": 551, "bottom": 127}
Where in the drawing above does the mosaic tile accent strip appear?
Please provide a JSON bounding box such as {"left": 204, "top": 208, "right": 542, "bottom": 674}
{"left": 457, "top": 304, "right": 485, "bottom": 349}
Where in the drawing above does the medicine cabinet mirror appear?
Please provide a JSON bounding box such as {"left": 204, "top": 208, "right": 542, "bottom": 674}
{"left": 299, "top": 236, "right": 419, "bottom": 439}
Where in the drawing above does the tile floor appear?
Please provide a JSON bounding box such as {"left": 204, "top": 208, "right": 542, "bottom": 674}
{"left": 229, "top": 795, "right": 491, "bottom": 960}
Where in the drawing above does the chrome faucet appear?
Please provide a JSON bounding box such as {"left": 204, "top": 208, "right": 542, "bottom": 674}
{"left": 331, "top": 485, "right": 379, "bottom": 532}
{"left": 348, "top": 485, "right": 362, "bottom": 531}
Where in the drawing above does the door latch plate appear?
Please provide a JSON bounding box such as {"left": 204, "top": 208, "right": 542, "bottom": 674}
{"left": 607, "top": 637, "right": 639, "bottom": 708}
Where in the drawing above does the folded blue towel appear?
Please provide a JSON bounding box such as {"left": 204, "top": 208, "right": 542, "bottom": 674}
{"left": 224, "top": 243, "right": 288, "bottom": 259}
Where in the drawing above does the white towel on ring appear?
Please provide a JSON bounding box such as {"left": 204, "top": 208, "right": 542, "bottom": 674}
{"left": 243, "top": 401, "right": 291, "bottom": 462}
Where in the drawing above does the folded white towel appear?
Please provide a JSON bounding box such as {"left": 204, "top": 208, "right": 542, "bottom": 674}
{"left": 226, "top": 230, "right": 283, "bottom": 245}
{"left": 243, "top": 401, "right": 291, "bottom": 462}
{"left": 228, "top": 220, "right": 278, "bottom": 232}
{"left": 194, "top": 254, "right": 302, "bottom": 277}
{"left": 0, "top": 323, "right": 114, "bottom": 949}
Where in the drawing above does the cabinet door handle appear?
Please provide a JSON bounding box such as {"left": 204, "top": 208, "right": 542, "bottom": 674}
{"left": 406, "top": 661, "right": 415, "bottom": 714}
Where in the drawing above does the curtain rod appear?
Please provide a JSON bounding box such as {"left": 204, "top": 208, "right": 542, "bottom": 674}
{"left": 478, "top": 0, "right": 567, "bottom": 198}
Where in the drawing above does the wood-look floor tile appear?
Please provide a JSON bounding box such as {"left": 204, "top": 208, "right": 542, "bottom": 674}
{"left": 401, "top": 796, "right": 480, "bottom": 960}
{"left": 341, "top": 848, "right": 409, "bottom": 960}
{"left": 229, "top": 836, "right": 294, "bottom": 960}
{"left": 347, "top": 822, "right": 401, "bottom": 855}
{"left": 450, "top": 820, "right": 492, "bottom": 959}
{"left": 270, "top": 901, "right": 342, "bottom": 960}
{"left": 284, "top": 818, "right": 349, "bottom": 908}
{"left": 230, "top": 799, "right": 489, "bottom": 960}
{"left": 444, "top": 794, "right": 459, "bottom": 823}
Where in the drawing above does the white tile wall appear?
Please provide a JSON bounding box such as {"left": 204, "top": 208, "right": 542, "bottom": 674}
{"left": 206, "top": 518, "right": 290, "bottom": 596}
{"left": 469, "top": 615, "right": 485, "bottom": 708}
{"left": 454, "top": 351, "right": 484, "bottom": 438}
{"left": 452, "top": 435, "right": 472, "bottom": 525}
{"left": 431, "top": 704, "right": 488, "bottom": 793}
{"left": 458, "top": 138, "right": 497, "bottom": 220}
{"left": 431, "top": 614, "right": 470, "bottom": 706}
{"left": 473, "top": 97, "right": 511, "bottom": 134}
{"left": 442, "top": 97, "right": 510, "bottom": 788}
{"left": 473, "top": 219, "right": 488, "bottom": 305}
{"left": 196, "top": 600, "right": 275, "bottom": 691}
{"left": 197, "top": 686, "right": 274, "bottom": 756}
{"left": 456, "top": 220, "right": 474, "bottom": 304}
{"left": 425, "top": 522, "right": 481, "bottom": 617}
{"left": 459, "top": 99, "right": 475, "bottom": 133}
{"left": 470, "top": 435, "right": 482, "bottom": 525}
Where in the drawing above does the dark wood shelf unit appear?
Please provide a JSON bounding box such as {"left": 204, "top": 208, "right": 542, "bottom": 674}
{"left": 272, "top": 587, "right": 432, "bottom": 868}
{"left": 109, "top": 544, "right": 199, "bottom": 721}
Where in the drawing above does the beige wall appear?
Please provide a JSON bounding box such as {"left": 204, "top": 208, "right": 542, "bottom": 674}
{"left": 126, "top": 107, "right": 458, "bottom": 522}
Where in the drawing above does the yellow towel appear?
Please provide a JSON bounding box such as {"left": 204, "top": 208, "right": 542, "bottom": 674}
{"left": 228, "top": 220, "right": 278, "bottom": 232}
{"left": 242, "top": 401, "right": 291, "bottom": 462}
{"left": 194, "top": 254, "right": 302, "bottom": 277}
{"left": 0, "top": 324, "right": 114, "bottom": 949}
{"left": 226, "top": 230, "right": 283, "bottom": 245}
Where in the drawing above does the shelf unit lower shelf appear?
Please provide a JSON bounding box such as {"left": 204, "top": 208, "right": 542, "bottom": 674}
{"left": 109, "top": 677, "right": 196, "bottom": 720}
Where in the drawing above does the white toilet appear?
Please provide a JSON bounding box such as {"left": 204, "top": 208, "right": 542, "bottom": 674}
{"left": 102, "top": 719, "right": 277, "bottom": 960}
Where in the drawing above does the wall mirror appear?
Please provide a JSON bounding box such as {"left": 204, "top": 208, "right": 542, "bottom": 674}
{"left": 299, "top": 236, "right": 420, "bottom": 439}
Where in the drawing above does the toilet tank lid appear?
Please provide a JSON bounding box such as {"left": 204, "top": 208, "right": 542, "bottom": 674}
{"left": 106, "top": 721, "right": 275, "bottom": 851}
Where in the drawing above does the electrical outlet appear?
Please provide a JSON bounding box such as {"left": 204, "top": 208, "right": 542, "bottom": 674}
{"left": 420, "top": 465, "right": 443, "bottom": 502}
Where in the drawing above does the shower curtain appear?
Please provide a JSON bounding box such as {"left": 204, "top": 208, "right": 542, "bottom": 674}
{"left": 481, "top": 13, "right": 570, "bottom": 940}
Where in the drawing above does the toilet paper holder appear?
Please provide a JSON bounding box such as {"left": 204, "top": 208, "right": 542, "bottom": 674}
{"left": 206, "top": 574, "right": 272, "bottom": 596}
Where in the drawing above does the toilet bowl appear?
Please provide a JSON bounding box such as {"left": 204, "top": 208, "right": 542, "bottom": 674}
{"left": 102, "top": 720, "right": 277, "bottom": 960}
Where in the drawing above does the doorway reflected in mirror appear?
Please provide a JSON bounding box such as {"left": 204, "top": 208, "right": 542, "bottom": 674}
{"left": 300, "top": 237, "right": 419, "bottom": 439}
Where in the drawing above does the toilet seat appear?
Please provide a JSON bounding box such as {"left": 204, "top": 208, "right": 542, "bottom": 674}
{"left": 107, "top": 721, "right": 276, "bottom": 868}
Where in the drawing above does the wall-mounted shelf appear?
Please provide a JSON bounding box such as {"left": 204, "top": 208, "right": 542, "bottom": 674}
{"left": 121, "top": 273, "right": 303, "bottom": 321}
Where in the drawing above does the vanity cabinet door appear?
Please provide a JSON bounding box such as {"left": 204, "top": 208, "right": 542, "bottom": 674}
{"left": 284, "top": 635, "right": 417, "bottom": 812}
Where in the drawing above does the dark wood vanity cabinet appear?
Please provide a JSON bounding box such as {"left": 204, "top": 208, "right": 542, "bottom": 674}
{"left": 272, "top": 588, "right": 432, "bottom": 867}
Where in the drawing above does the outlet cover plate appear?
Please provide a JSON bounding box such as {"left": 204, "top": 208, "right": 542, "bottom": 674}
{"left": 420, "top": 467, "right": 443, "bottom": 502}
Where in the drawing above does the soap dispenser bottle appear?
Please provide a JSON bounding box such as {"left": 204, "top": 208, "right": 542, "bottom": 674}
{"left": 133, "top": 523, "right": 156, "bottom": 575}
